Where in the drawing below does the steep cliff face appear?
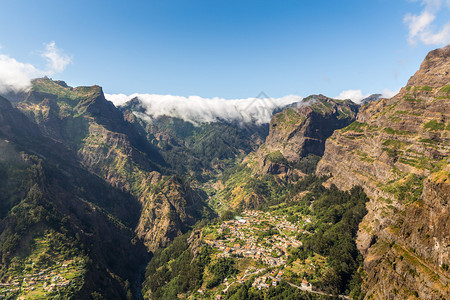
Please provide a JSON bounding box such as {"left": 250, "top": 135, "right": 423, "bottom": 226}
{"left": 210, "top": 96, "right": 359, "bottom": 211}
{"left": 265, "top": 94, "right": 358, "bottom": 163}
{"left": 136, "top": 177, "right": 213, "bottom": 252}
{"left": 0, "top": 96, "right": 148, "bottom": 298}
{"left": 249, "top": 95, "right": 358, "bottom": 177}
{"left": 13, "top": 78, "right": 210, "bottom": 252}
{"left": 317, "top": 45, "right": 450, "bottom": 299}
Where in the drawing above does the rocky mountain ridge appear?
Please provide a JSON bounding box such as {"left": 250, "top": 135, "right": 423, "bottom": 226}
{"left": 0, "top": 45, "right": 448, "bottom": 299}
{"left": 265, "top": 94, "right": 358, "bottom": 163}
{"left": 5, "top": 78, "right": 213, "bottom": 254}
{"left": 317, "top": 45, "right": 450, "bottom": 299}
{"left": 0, "top": 94, "right": 148, "bottom": 298}
{"left": 206, "top": 95, "right": 359, "bottom": 211}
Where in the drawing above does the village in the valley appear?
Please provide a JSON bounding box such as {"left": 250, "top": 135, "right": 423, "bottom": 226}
{"left": 0, "top": 234, "right": 85, "bottom": 299}
{"left": 201, "top": 207, "right": 318, "bottom": 295}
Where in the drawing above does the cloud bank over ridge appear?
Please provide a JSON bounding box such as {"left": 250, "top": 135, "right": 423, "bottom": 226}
{"left": 105, "top": 93, "right": 303, "bottom": 125}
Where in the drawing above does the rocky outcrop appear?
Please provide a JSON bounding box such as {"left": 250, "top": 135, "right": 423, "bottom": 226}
{"left": 266, "top": 94, "right": 358, "bottom": 163}
{"left": 317, "top": 45, "right": 450, "bottom": 299}
{"left": 212, "top": 95, "right": 358, "bottom": 211}
{"left": 13, "top": 78, "right": 210, "bottom": 253}
{"left": 136, "top": 178, "right": 212, "bottom": 252}
{"left": 0, "top": 96, "right": 149, "bottom": 299}
{"left": 361, "top": 94, "right": 382, "bottom": 105}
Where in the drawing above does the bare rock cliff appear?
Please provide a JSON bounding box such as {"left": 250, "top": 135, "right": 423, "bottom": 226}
{"left": 266, "top": 94, "right": 358, "bottom": 162}
{"left": 317, "top": 45, "right": 450, "bottom": 299}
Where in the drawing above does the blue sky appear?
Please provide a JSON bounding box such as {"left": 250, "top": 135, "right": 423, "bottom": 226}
{"left": 0, "top": 0, "right": 449, "bottom": 101}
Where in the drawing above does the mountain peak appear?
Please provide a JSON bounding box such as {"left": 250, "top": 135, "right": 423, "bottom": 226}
{"left": 265, "top": 95, "right": 358, "bottom": 162}
{"left": 404, "top": 44, "right": 450, "bottom": 91}
{"left": 31, "top": 77, "right": 103, "bottom": 102}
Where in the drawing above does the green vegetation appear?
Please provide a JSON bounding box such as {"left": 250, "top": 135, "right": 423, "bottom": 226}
{"left": 439, "top": 84, "right": 450, "bottom": 93}
{"left": 32, "top": 78, "right": 102, "bottom": 102}
{"left": 341, "top": 121, "right": 368, "bottom": 133}
{"left": 383, "top": 173, "right": 425, "bottom": 205}
{"left": 418, "top": 137, "right": 439, "bottom": 145}
{"left": 404, "top": 98, "right": 424, "bottom": 103}
{"left": 0, "top": 156, "right": 90, "bottom": 299}
{"left": 291, "top": 185, "right": 368, "bottom": 296}
{"left": 337, "top": 106, "right": 353, "bottom": 119}
{"left": 274, "top": 108, "right": 305, "bottom": 126}
{"left": 9, "top": 74, "right": 447, "bottom": 300}
{"left": 388, "top": 116, "right": 402, "bottom": 122}
{"left": 143, "top": 176, "right": 369, "bottom": 299}
{"left": 224, "top": 280, "right": 318, "bottom": 299}
{"left": 411, "top": 86, "right": 433, "bottom": 92}
{"left": 137, "top": 116, "right": 263, "bottom": 178}
{"left": 356, "top": 150, "right": 375, "bottom": 163}
{"left": 382, "top": 139, "right": 407, "bottom": 149}
{"left": 423, "top": 120, "right": 445, "bottom": 131}
{"left": 420, "top": 86, "right": 433, "bottom": 91}
{"left": 0, "top": 132, "right": 146, "bottom": 299}
{"left": 142, "top": 233, "right": 213, "bottom": 299}
{"left": 292, "top": 154, "right": 322, "bottom": 174}
{"left": 383, "top": 127, "right": 415, "bottom": 135}
{"left": 213, "top": 163, "right": 295, "bottom": 210}
{"left": 395, "top": 110, "right": 422, "bottom": 116}
{"left": 398, "top": 155, "right": 434, "bottom": 170}
{"left": 266, "top": 150, "right": 289, "bottom": 165}
{"left": 206, "top": 258, "right": 238, "bottom": 288}
{"left": 0, "top": 231, "right": 86, "bottom": 299}
{"left": 246, "top": 151, "right": 320, "bottom": 177}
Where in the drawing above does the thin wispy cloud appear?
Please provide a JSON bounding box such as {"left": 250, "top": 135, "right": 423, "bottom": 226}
{"left": 105, "top": 93, "right": 303, "bottom": 125}
{"left": 0, "top": 42, "right": 71, "bottom": 93}
{"left": 42, "top": 41, "right": 72, "bottom": 73}
{"left": 404, "top": 0, "right": 450, "bottom": 45}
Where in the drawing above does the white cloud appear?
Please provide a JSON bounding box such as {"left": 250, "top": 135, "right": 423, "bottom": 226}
{"left": 404, "top": 0, "right": 450, "bottom": 45}
{"left": 104, "top": 93, "right": 130, "bottom": 106}
{"left": 41, "top": 41, "right": 72, "bottom": 73}
{"left": 105, "top": 93, "right": 303, "bottom": 125}
{"left": 336, "top": 89, "right": 368, "bottom": 103}
{"left": 381, "top": 88, "right": 400, "bottom": 98}
{"left": 0, "top": 54, "right": 41, "bottom": 93}
{"left": 0, "top": 42, "right": 71, "bottom": 93}
{"left": 336, "top": 88, "right": 400, "bottom": 103}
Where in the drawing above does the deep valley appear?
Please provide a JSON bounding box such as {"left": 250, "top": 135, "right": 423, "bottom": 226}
{"left": 0, "top": 45, "right": 448, "bottom": 300}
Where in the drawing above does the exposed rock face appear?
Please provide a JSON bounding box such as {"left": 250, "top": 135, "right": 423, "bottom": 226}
{"left": 246, "top": 95, "right": 358, "bottom": 177}
{"left": 266, "top": 94, "right": 358, "bottom": 163}
{"left": 13, "top": 78, "right": 209, "bottom": 252}
{"left": 212, "top": 95, "right": 359, "bottom": 211}
{"left": 360, "top": 94, "right": 382, "bottom": 105}
{"left": 0, "top": 95, "right": 148, "bottom": 298}
{"left": 0, "top": 95, "right": 48, "bottom": 144}
{"left": 317, "top": 45, "right": 450, "bottom": 299}
{"left": 136, "top": 178, "right": 212, "bottom": 252}
{"left": 259, "top": 156, "right": 291, "bottom": 175}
